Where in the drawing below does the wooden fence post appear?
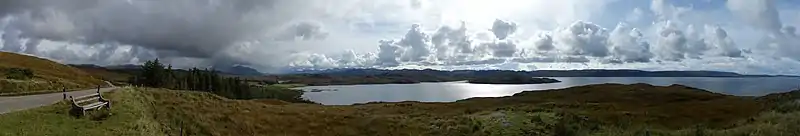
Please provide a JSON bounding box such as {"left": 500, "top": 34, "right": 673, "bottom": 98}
{"left": 179, "top": 120, "right": 184, "bottom": 136}
{"left": 62, "top": 88, "right": 66, "bottom": 100}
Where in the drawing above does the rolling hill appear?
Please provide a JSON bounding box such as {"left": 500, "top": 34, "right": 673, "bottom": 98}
{"left": 0, "top": 52, "right": 106, "bottom": 95}
{"left": 68, "top": 64, "right": 135, "bottom": 85}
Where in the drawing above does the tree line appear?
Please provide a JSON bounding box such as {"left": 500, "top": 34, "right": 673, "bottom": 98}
{"left": 129, "top": 59, "right": 312, "bottom": 103}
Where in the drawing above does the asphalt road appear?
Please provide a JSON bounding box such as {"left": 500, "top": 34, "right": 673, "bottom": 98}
{"left": 0, "top": 87, "right": 118, "bottom": 114}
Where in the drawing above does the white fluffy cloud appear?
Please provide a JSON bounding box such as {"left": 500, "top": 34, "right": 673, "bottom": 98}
{"left": 431, "top": 22, "right": 472, "bottom": 60}
{"left": 703, "top": 25, "right": 743, "bottom": 58}
{"left": 653, "top": 21, "right": 703, "bottom": 61}
{"left": 377, "top": 40, "right": 401, "bottom": 66}
{"left": 554, "top": 21, "right": 610, "bottom": 57}
{"left": 608, "top": 23, "right": 652, "bottom": 63}
{"left": 727, "top": 0, "right": 783, "bottom": 32}
{"left": 490, "top": 19, "right": 517, "bottom": 40}
{"left": 726, "top": 0, "right": 800, "bottom": 61}
{"left": 396, "top": 24, "right": 434, "bottom": 62}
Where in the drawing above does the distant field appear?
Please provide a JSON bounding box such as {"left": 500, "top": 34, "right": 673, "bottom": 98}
{"left": 2, "top": 84, "right": 799, "bottom": 136}
{"left": 0, "top": 52, "right": 106, "bottom": 96}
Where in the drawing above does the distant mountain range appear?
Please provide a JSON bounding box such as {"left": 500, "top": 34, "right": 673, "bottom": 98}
{"left": 69, "top": 64, "right": 265, "bottom": 76}
{"left": 288, "top": 68, "right": 800, "bottom": 78}
{"left": 104, "top": 64, "right": 141, "bottom": 70}
{"left": 213, "top": 65, "right": 264, "bottom": 76}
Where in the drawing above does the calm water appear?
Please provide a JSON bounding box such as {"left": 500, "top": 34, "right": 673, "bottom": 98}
{"left": 299, "top": 77, "right": 800, "bottom": 105}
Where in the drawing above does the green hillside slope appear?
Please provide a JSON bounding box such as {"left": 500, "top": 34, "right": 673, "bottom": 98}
{"left": 0, "top": 52, "right": 106, "bottom": 95}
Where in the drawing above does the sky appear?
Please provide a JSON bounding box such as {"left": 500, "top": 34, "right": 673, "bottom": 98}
{"left": 0, "top": 0, "right": 799, "bottom": 75}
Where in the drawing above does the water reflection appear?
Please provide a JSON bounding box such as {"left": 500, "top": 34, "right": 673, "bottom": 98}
{"left": 300, "top": 77, "right": 800, "bottom": 105}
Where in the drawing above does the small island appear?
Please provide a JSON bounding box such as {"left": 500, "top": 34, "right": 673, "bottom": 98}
{"left": 468, "top": 74, "right": 561, "bottom": 84}
{"left": 307, "top": 88, "right": 339, "bottom": 92}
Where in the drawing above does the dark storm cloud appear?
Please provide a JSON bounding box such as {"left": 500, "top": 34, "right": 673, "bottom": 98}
{"left": 0, "top": 0, "right": 289, "bottom": 64}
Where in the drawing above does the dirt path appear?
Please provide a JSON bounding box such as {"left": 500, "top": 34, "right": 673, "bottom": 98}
{"left": 0, "top": 87, "right": 118, "bottom": 114}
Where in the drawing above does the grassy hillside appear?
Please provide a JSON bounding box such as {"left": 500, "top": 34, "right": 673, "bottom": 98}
{"left": 2, "top": 84, "right": 799, "bottom": 135}
{"left": 0, "top": 52, "right": 106, "bottom": 95}
{"left": 456, "top": 83, "right": 764, "bottom": 129}
{"left": 69, "top": 64, "right": 134, "bottom": 85}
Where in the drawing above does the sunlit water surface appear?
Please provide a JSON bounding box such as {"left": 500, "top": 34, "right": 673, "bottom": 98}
{"left": 299, "top": 77, "right": 800, "bottom": 105}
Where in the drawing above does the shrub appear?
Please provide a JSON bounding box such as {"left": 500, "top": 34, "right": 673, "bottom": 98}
{"left": 243, "top": 86, "right": 316, "bottom": 103}
{"left": 774, "top": 100, "right": 800, "bottom": 113}
{"left": 4, "top": 68, "right": 34, "bottom": 80}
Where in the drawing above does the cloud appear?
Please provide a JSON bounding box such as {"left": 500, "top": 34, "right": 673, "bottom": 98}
{"left": 396, "top": 24, "right": 434, "bottom": 62}
{"left": 376, "top": 40, "right": 401, "bottom": 66}
{"left": 490, "top": 19, "right": 517, "bottom": 40}
{"left": 44, "top": 45, "right": 84, "bottom": 62}
{"left": 762, "top": 26, "right": 800, "bottom": 61}
{"left": 650, "top": 0, "right": 692, "bottom": 22}
{"left": 0, "top": 0, "right": 647, "bottom": 69}
{"left": 0, "top": 0, "right": 289, "bottom": 65}
{"left": 450, "top": 58, "right": 507, "bottom": 66}
{"left": 652, "top": 20, "right": 707, "bottom": 61}
{"left": 511, "top": 55, "right": 589, "bottom": 63}
{"left": 23, "top": 38, "right": 41, "bottom": 54}
{"left": 625, "top": 8, "right": 645, "bottom": 23}
{"left": 353, "top": 22, "right": 523, "bottom": 67}
{"left": 533, "top": 33, "right": 555, "bottom": 51}
{"left": 1, "top": 26, "right": 22, "bottom": 52}
{"left": 643, "top": 0, "right": 749, "bottom": 62}
{"left": 350, "top": 12, "right": 751, "bottom": 70}
{"left": 375, "top": 22, "right": 511, "bottom": 67}
{"left": 554, "top": 21, "right": 609, "bottom": 57}
{"left": 279, "top": 22, "right": 329, "bottom": 41}
{"left": 727, "top": 0, "right": 782, "bottom": 32}
{"left": 431, "top": 22, "right": 472, "bottom": 60}
{"left": 409, "top": 0, "right": 423, "bottom": 9}
{"left": 726, "top": 0, "right": 799, "bottom": 61}
{"left": 0, "top": 0, "right": 101, "bottom": 16}
{"left": 607, "top": 23, "right": 652, "bottom": 63}
{"left": 287, "top": 49, "right": 378, "bottom": 69}
{"left": 336, "top": 50, "right": 376, "bottom": 68}
{"left": 512, "top": 56, "right": 555, "bottom": 63}
{"left": 784, "top": 26, "right": 797, "bottom": 37}
{"left": 487, "top": 40, "right": 517, "bottom": 58}
{"left": 288, "top": 52, "right": 337, "bottom": 68}
{"left": 703, "top": 25, "right": 744, "bottom": 58}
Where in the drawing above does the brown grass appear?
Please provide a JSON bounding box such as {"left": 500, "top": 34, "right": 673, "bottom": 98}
{"left": 146, "top": 89, "right": 430, "bottom": 136}
{"left": 0, "top": 52, "right": 105, "bottom": 95}
{"left": 144, "top": 83, "right": 770, "bottom": 135}
{"left": 455, "top": 83, "right": 764, "bottom": 129}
